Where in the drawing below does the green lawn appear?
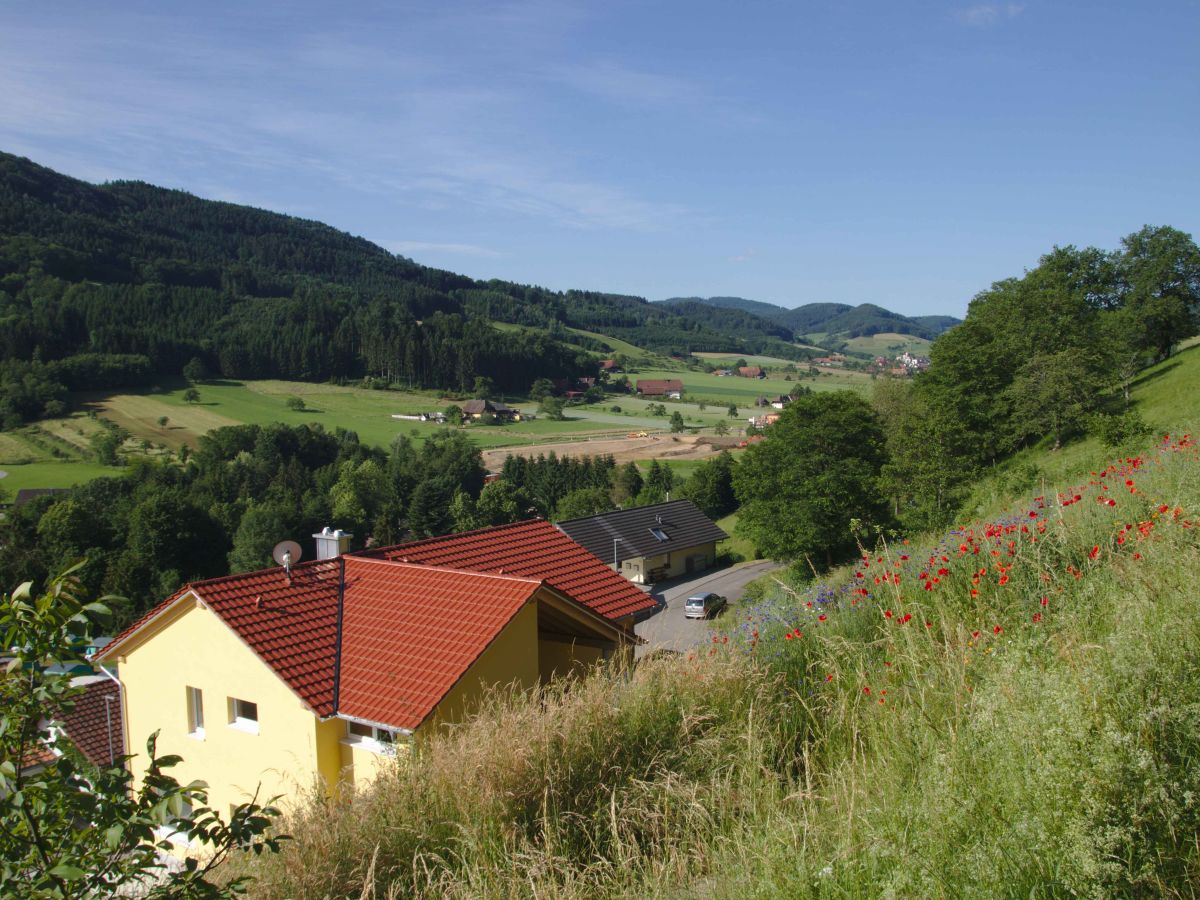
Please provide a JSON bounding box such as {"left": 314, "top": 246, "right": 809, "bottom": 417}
{"left": 0, "top": 460, "right": 124, "bottom": 493}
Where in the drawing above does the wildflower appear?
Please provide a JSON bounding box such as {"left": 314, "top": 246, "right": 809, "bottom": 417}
{"left": 863, "top": 686, "right": 871, "bottom": 695}
{"left": 884, "top": 610, "right": 894, "bottom": 619}
{"left": 1089, "top": 545, "right": 1100, "bottom": 560}
{"left": 818, "top": 614, "right": 827, "bottom": 622}
{"left": 826, "top": 674, "right": 834, "bottom": 682}
{"left": 1032, "top": 613, "right": 1042, "bottom": 623}
{"left": 998, "top": 575, "right": 1009, "bottom": 585}
{"left": 993, "top": 625, "right": 1003, "bottom": 634}
{"left": 900, "top": 613, "right": 912, "bottom": 624}
{"left": 1040, "top": 596, "right": 1049, "bottom": 607}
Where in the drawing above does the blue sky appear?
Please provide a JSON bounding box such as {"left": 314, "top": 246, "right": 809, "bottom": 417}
{"left": 1, "top": 1, "right": 1196, "bottom": 317}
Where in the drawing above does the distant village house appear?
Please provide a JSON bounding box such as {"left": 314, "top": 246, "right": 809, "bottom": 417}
{"left": 635, "top": 379, "right": 684, "bottom": 399}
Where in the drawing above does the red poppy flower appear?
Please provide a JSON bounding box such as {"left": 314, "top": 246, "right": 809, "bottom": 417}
{"left": 818, "top": 614, "right": 827, "bottom": 622}
{"left": 1089, "top": 545, "right": 1100, "bottom": 560}
{"left": 993, "top": 625, "right": 1003, "bottom": 634}
{"left": 884, "top": 610, "right": 894, "bottom": 619}
{"left": 863, "top": 686, "right": 871, "bottom": 695}
{"left": 826, "top": 674, "right": 834, "bottom": 682}
{"left": 1032, "top": 613, "right": 1042, "bottom": 623}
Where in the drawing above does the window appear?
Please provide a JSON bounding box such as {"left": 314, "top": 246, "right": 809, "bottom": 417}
{"left": 649, "top": 526, "right": 669, "bottom": 542}
{"left": 228, "top": 697, "right": 259, "bottom": 734}
{"left": 346, "top": 720, "right": 397, "bottom": 753}
{"left": 186, "top": 686, "right": 204, "bottom": 738}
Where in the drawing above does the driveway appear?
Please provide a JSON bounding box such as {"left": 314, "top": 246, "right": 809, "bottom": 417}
{"left": 634, "top": 559, "right": 783, "bottom": 656}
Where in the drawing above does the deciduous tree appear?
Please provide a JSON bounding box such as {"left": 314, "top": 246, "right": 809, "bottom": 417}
{"left": 733, "top": 392, "right": 891, "bottom": 565}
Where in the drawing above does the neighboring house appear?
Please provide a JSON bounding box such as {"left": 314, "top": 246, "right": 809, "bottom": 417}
{"left": 737, "top": 366, "right": 764, "bottom": 379}
{"left": 769, "top": 396, "right": 790, "bottom": 410}
{"left": 95, "top": 521, "right": 652, "bottom": 821}
{"left": 20, "top": 675, "right": 124, "bottom": 776}
{"left": 599, "top": 359, "right": 619, "bottom": 372}
{"left": 635, "top": 379, "right": 684, "bottom": 400}
{"left": 461, "top": 399, "right": 522, "bottom": 421}
{"left": 556, "top": 499, "right": 728, "bottom": 585}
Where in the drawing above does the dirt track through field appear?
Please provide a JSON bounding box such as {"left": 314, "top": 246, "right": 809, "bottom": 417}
{"left": 481, "top": 433, "right": 741, "bottom": 470}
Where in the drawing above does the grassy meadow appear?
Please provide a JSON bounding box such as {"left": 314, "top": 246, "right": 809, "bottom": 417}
{"left": 235, "top": 430, "right": 1200, "bottom": 897}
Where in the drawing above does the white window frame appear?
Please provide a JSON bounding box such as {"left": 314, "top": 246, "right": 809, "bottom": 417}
{"left": 344, "top": 720, "right": 399, "bottom": 754}
{"left": 227, "top": 697, "right": 259, "bottom": 734}
{"left": 186, "top": 686, "right": 205, "bottom": 739}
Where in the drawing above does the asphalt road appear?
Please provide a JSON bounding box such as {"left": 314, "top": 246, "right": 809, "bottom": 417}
{"left": 634, "top": 560, "right": 783, "bottom": 656}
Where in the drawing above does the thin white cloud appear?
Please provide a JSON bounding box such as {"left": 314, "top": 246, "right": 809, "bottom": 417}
{"left": 382, "top": 240, "right": 503, "bottom": 259}
{"left": 954, "top": 4, "right": 1025, "bottom": 26}
{"left": 731, "top": 250, "right": 757, "bottom": 263}
{"left": 0, "top": 6, "right": 695, "bottom": 234}
{"left": 552, "top": 62, "right": 702, "bottom": 108}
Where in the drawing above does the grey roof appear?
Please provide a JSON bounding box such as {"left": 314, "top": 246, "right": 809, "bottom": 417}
{"left": 556, "top": 499, "right": 728, "bottom": 563}
{"left": 14, "top": 488, "right": 71, "bottom": 507}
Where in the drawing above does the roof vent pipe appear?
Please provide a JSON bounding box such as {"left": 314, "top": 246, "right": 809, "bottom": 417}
{"left": 314, "top": 527, "right": 353, "bottom": 560}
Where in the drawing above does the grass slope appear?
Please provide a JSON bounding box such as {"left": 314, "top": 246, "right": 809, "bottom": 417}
{"left": 237, "top": 433, "right": 1200, "bottom": 897}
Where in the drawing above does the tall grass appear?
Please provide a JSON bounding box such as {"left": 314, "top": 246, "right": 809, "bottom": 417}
{"left": 239, "top": 434, "right": 1200, "bottom": 897}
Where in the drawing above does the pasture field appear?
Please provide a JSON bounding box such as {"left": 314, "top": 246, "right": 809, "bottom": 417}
{"left": 632, "top": 367, "right": 870, "bottom": 405}
{"left": 0, "top": 460, "right": 122, "bottom": 493}
{"left": 691, "top": 352, "right": 797, "bottom": 367}
{"left": 842, "top": 332, "right": 933, "bottom": 356}
{"left": 564, "top": 327, "right": 659, "bottom": 361}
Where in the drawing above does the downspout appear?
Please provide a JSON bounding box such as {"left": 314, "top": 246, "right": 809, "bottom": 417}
{"left": 98, "top": 664, "right": 127, "bottom": 768}
{"left": 331, "top": 556, "right": 346, "bottom": 715}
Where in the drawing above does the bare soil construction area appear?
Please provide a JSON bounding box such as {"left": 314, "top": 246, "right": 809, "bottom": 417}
{"left": 481, "top": 433, "right": 741, "bottom": 470}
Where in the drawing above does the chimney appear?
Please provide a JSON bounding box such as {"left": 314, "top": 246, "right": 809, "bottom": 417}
{"left": 314, "top": 527, "right": 353, "bottom": 560}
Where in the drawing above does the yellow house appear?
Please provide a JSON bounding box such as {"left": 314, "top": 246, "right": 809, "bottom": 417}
{"left": 96, "top": 520, "right": 652, "bottom": 823}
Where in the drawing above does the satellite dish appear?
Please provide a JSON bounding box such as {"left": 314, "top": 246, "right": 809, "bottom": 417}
{"left": 272, "top": 540, "right": 303, "bottom": 568}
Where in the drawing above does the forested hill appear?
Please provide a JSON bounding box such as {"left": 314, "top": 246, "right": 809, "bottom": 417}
{"left": 0, "top": 152, "right": 809, "bottom": 425}
{"left": 663, "top": 296, "right": 961, "bottom": 340}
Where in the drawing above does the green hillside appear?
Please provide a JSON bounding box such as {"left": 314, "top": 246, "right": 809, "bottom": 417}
{"left": 665, "top": 296, "right": 961, "bottom": 343}
{"left": 0, "top": 152, "right": 800, "bottom": 431}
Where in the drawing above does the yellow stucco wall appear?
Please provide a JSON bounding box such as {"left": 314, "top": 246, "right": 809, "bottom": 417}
{"left": 423, "top": 600, "right": 540, "bottom": 731}
{"left": 622, "top": 542, "right": 716, "bottom": 583}
{"left": 539, "top": 637, "right": 604, "bottom": 681}
{"left": 114, "top": 591, "right": 612, "bottom": 807}
{"left": 114, "top": 596, "right": 331, "bottom": 819}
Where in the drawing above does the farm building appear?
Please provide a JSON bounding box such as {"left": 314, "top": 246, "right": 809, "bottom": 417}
{"left": 635, "top": 379, "right": 684, "bottom": 399}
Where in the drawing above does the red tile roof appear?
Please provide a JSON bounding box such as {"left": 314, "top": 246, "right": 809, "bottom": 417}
{"left": 98, "top": 519, "right": 651, "bottom": 728}
{"left": 60, "top": 677, "right": 124, "bottom": 768}
{"left": 636, "top": 379, "right": 684, "bottom": 395}
{"left": 363, "top": 519, "right": 656, "bottom": 620}
{"left": 337, "top": 557, "right": 542, "bottom": 730}
{"left": 99, "top": 559, "right": 343, "bottom": 716}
